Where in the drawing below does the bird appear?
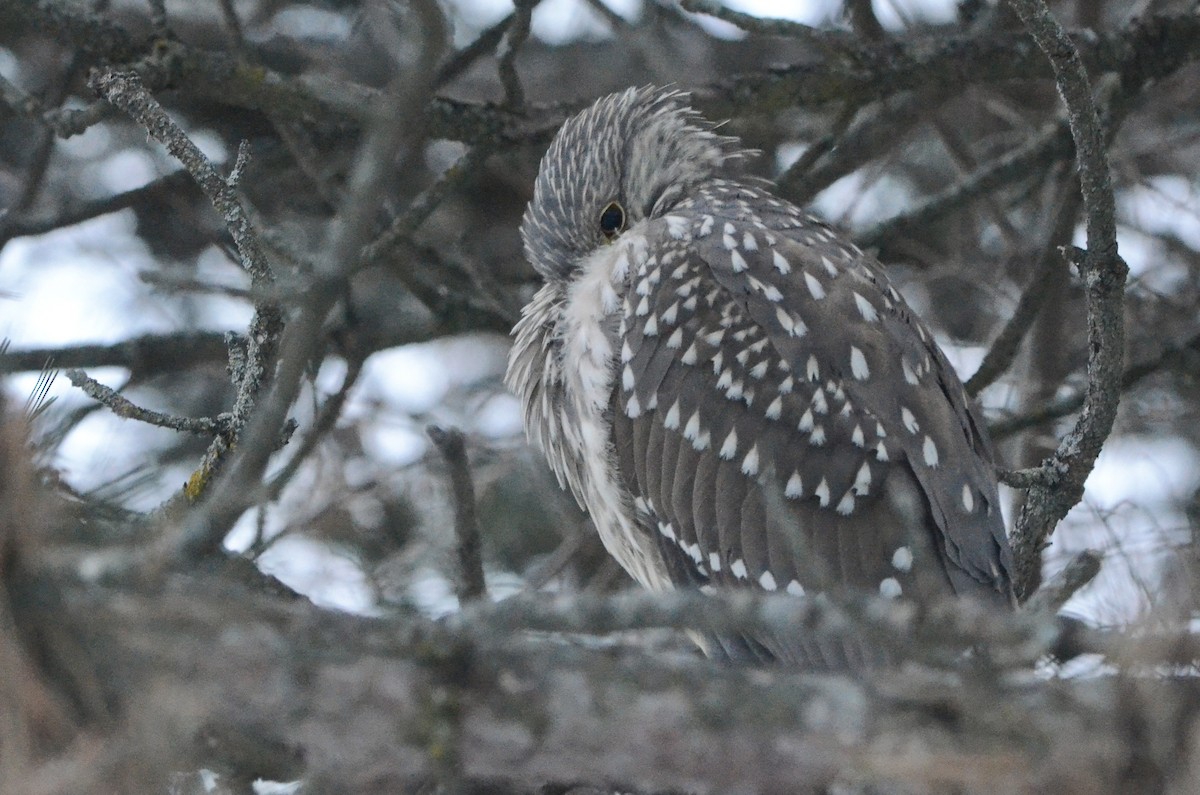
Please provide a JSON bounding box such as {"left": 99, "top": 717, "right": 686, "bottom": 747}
{"left": 505, "top": 86, "right": 1015, "bottom": 669}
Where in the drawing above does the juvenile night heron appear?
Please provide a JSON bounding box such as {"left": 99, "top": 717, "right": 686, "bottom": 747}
{"left": 506, "top": 87, "right": 1014, "bottom": 668}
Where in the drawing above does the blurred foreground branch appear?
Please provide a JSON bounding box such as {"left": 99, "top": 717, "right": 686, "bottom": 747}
{"left": 3, "top": 533, "right": 1198, "bottom": 793}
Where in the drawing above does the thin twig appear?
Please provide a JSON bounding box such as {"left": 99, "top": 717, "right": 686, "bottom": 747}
{"left": 966, "top": 186, "right": 1081, "bottom": 396}
{"left": 264, "top": 354, "right": 366, "bottom": 501}
{"left": 427, "top": 425, "right": 487, "bottom": 603}
{"left": 359, "top": 144, "right": 491, "bottom": 269}
{"left": 989, "top": 327, "right": 1200, "bottom": 439}
{"left": 270, "top": 119, "right": 340, "bottom": 208}
{"left": 0, "top": 55, "right": 101, "bottom": 144}
{"left": 1006, "top": 0, "right": 1128, "bottom": 601}
{"left": 436, "top": 11, "right": 514, "bottom": 87}
{"left": 65, "top": 369, "right": 229, "bottom": 436}
{"left": 580, "top": 0, "right": 630, "bottom": 31}
{"left": 0, "top": 170, "right": 195, "bottom": 248}
{"left": 41, "top": 100, "right": 113, "bottom": 138}
{"left": 859, "top": 118, "right": 1074, "bottom": 249}
{"left": 137, "top": 272, "right": 256, "bottom": 301}
{"left": 216, "top": 0, "right": 247, "bottom": 54}
{"left": 776, "top": 91, "right": 934, "bottom": 204}
{"left": 776, "top": 102, "right": 860, "bottom": 193}
{"left": 497, "top": 0, "right": 537, "bottom": 109}
{"left": 680, "top": 0, "right": 858, "bottom": 55}
{"left": 0, "top": 55, "right": 81, "bottom": 236}
{"left": 929, "top": 115, "right": 1023, "bottom": 248}
{"left": 146, "top": 0, "right": 169, "bottom": 36}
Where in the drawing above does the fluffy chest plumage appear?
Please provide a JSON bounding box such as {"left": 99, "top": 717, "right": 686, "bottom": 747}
{"left": 550, "top": 231, "right": 671, "bottom": 591}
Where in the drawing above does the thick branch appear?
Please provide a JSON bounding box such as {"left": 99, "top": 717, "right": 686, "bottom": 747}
{"left": 8, "top": 1, "right": 1200, "bottom": 143}
{"left": 6, "top": 564, "right": 1196, "bottom": 794}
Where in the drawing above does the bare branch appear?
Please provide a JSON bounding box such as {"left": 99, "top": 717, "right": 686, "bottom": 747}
{"left": 10, "top": 1, "right": 1200, "bottom": 146}
{"left": 777, "top": 90, "right": 933, "bottom": 204}
{"left": 427, "top": 425, "right": 487, "bottom": 603}
{"left": 263, "top": 354, "right": 365, "bottom": 502}
{"left": 64, "top": 369, "right": 228, "bottom": 436}
{"left": 990, "top": 327, "right": 1200, "bottom": 439}
{"left": 89, "top": 68, "right": 285, "bottom": 510}
{"left": 360, "top": 145, "right": 492, "bottom": 270}
{"left": 0, "top": 170, "right": 195, "bottom": 248}
{"left": 0, "top": 332, "right": 224, "bottom": 376}
{"left": 1005, "top": 0, "right": 1128, "bottom": 600}
{"left": 170, "top": 0, "right": 448, "bottom": 560}
{"left": 215, "top": 0, "right": 246, "bottom": 54}
{"left": 497, "top": 0, "right": 537, "bottom": 109}
{"left": 966, "top": 186, "right": 1081, "bottom": 396}
{"left": 1024, "top": 550, "right": 1103, "bottom": 614}
{"left": 87, "top": 70, "right": 276, "bottom": 295}
{"left": 859, "top": 118, "right": 1074, "bottom": 249}
{"left": 436, "top": 11, "right": 514, "bottom": 87}
{"left": 681, "top": 0, "right": 859, "bottom": 54}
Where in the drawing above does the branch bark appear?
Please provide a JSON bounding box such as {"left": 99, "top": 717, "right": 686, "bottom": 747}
{"left": 5, "top": 557, "right": 1197, "bottom": 794}
{"left": 1004, "top": 0, "right": 1128, "bottom": 601}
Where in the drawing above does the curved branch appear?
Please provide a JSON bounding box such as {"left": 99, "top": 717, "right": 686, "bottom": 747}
{"left": 1004, "top": 0, "right": 1128, "bottom": 601}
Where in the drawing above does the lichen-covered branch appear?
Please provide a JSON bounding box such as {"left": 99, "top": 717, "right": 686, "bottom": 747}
{"left": 88, "top": 68, "right": 285, "bottom": 509}
{"left": 170, "top": 0, "right": 447, "bottom": 560}
{"left": 1005, "top": 0, "right": 1128, "bottom": 600}
{"left": 64, "top": 369, "right": 228, "bottom": 436}
{"left": 4, "top": 549, "right": 1197, "bottom": 794}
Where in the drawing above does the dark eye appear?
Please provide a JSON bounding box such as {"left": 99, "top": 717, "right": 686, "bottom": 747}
{"left": 599, "top": 201, "right": 625, "bottom": 239}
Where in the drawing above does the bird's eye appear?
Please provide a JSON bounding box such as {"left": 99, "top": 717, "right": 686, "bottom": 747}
{"left": 599, "top": 201, "right": 626, "bottom": 239}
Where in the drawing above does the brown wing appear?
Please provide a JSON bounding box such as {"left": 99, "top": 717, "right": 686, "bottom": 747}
{"left": 609, "top": 191, "right": 1012, "bottom": 665}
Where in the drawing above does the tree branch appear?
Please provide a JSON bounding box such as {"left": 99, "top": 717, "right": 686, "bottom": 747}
{"left": 88, "top": 68, "right": 285, "bottom": 508}
{"left": 5, "top": 557, "right": 1197, "bottom": 794}
{"left": 965, "top": 185, "right": 1081, "bottom": 396}
{"left": 169, "top": 0, "right": 447, "bottom": 561}
{"left": 428, "top": 425, "right": 487, "bottom": 603}
{"left": 64, "top": 369, "right": 229, "bottom": 436}
{"left": 0, "top": 332, "right": 227, "bottom": 376}
{"left": 989, "top": 327, "right": 1200, "bottom": 440}
{"left": 1005, "top": 0, "right": 1128, "bottom": 600}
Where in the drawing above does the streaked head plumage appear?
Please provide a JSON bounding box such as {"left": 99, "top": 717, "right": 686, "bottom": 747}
{"left": 521, "top": 86, "right": 749, "bottom": 281}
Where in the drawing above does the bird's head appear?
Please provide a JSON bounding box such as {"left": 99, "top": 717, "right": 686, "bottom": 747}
{"left": 521, "top": 86, "right": 747, "bottom": 282}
